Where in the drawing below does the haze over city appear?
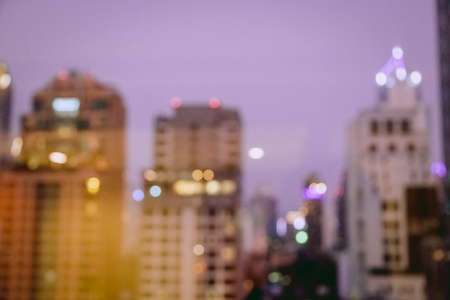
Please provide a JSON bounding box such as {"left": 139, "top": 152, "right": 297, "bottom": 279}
{"left": 0, "top": 0, "right": 440, "bottom": 217}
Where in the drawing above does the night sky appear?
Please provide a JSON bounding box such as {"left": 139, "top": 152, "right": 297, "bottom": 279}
{"left": 0, "top": 0, "right": 440, "bottom": 243}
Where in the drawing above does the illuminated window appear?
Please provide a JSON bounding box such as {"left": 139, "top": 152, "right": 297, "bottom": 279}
{"left": 52, "top": 98, "right": 80, "bottom": 117}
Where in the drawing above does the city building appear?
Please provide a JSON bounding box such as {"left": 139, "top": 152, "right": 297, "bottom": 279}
{"left": 344, "top": 47, "right": 437, "bottom": 300}
{"left": 137, "top": 99, "right": 242, "bottom": 300}
{"left": 334, "top": 172, "right": 348, "bottom": 251}
{"left": 246, "top": 187, "right": 278, "bottom": 254}
{"left": 302, "top": 174, "right": 326, "bottom": 250}
{"left": 0, "top": 71, "right": 126, "bottom": 300}
{"left": 0, "top": 62, "right": 12, "bottom": 165}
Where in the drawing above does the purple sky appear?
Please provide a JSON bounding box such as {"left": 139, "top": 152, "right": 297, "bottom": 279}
{"left": 0, "top": 0, "right": 441, "bottom": 227}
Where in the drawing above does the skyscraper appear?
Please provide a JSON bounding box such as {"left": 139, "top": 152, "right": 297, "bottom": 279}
{"left": 138, "top": 99, "right": 242, "bottom": 300}
{"left": 0, "top": 62, "right": 12, "bottom": 165}
{"left": 344, "top": 48, "right": 434, "bottom": 300}
{"left": 0, "top": 71, "right": 126, "bottom": 300}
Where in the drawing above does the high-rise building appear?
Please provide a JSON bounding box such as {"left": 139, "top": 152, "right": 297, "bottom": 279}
{"left": 0, "top": 62, "right": 12, "bottom": 165}
{"left": 344, "top": 47, "right": 435, "bottom": 300}
{"left": 0, "top": 71, "right": 126, "bottom": 300}
{"left": 138, "top": 99, "right": 242, "bottom": 300}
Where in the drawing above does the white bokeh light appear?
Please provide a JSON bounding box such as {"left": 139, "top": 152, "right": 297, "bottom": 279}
{"left": 293, "top": 216, "right": 306, "bottom": 230}
{"left": 395, "top": 68, "right": 407, "bottom": 81}
{"left": 375, "top": 72, "right": 387, "bottom": 86}
{"left": 248, "top": 147, "right": 264, "bottom": 159}
{"left": 410, "top": 71, "right": 422, "bottom": 85}
{"left": 392, "top": 46, "right": 404, "bottom": 59}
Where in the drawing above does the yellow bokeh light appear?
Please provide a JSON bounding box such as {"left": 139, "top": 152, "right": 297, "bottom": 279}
{"left": 206, "top": 180, "right": 220, "bottom": 195}
{"left": 174, "top": 180, "right": 203, "bottom": 196}
{"left": 86, "top": 177, "right": 100, "bottom": 195}
{"left": 49, "top": 152, "right": 68, "bottom": 164}
{"left": 27, "top": 157, "right": 40, "bottom": 170}
{"left": 192, "top": 169, "right": 203, "bottom": 181}
{"left": 144, "top": 169, "right": 157, "bottom": 181}
{"left": 203, "top": 169, "right": 214, "bottom": 181}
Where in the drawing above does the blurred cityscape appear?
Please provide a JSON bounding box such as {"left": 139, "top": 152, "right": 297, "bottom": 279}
{"left": 0, "top": 2, "right": 450, "bottom": 300}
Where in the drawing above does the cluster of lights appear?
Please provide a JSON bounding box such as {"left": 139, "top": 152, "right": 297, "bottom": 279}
{"left": 192, "top": 169, "right": 214, "bottom": 181}
{"left": 375, "top": 46, "right": 422, "bottom": 87}
{"left": 304, "top": 182, "right": 327, "bottom": 199}
{"left": 174, "top": 179, "right": 236, "bottom": 196}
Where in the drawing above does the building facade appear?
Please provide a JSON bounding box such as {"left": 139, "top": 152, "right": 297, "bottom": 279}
{"left": 344, "top": 48, "right": 434, "bottom": 299}
{"left": 138, "top": 100, "right": 242, "bottom": 300}
{"left": 0, "top": 71, "right": 126, "bottom": 300}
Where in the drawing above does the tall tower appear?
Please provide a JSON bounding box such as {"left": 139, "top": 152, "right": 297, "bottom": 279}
{"left": 0, "top": 71, "right": 126, "bottom": 300}
{"left": 302, "top": 174, "right": 326, "bottom": 251}
{"left": 0, "top": 62, "right": 12, "bottom": 165}
{"left": 138, "top": 99, "right": 242, "bottom": 300}
{"left": 345, "top": 48, "right": 432, "bottom": 300}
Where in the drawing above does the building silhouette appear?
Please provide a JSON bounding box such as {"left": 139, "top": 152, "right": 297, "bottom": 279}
{"left": 137, "top": 99, "right": 242, "bottom": 300}
{"left": 0, "top": 71, "right": 126, "bottom": 300}
{"left": 343, "top": 48, "right": 439, "bottom": 300}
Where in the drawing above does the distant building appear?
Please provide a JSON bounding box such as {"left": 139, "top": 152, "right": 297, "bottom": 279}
{"left": 137, "top": 100, "right": 242, "bottom": 300}
{"left": 0, "top": 63, "right": 12, "bottom": 165}
{"left": 344, "top": 48, "right": 438, "bottom": 299}
{"left": 0, "top": 71, "right": 126, "bottom": 300}
{"left": 247, "top": 187, "right": 278, "bottom": 254}
{"left": 302, "top": 174, "right": 326, "bottom": 250}
{"left": 334, "top": 172, "right": 348, "bottom": 251}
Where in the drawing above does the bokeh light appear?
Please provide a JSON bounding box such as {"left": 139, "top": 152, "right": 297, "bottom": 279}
{"left": 206, "top": 180, "right": 220, "bottom": 195}
{"left": 132, "top": 189, "right": 145, "bottom": 202}
{"left": 295, "top": 231, "right": 309, "bottom": 244}
{"left": 293, "top": 216, "right": 306, "bottom": 230}
{"left": 192, "top": 169, "right": 203, "bottom": 181}
{"left": 0, "top": 73, "right": 11, "bottom": 89}
{"left": 392, "top": 46, "right": 404, "bottom": 59}
{"left": 375, "top": 72, "right": 387, "bottom": 86}
{"left": 395, "top": 68, "right": 407, "bottom": 81}
{"left": 410, "top": 71, "right": 422, "bottom": 85}
{"left": 144, "top": 169, "right": 157, "bottom": 181}
{"left": 49, "top": 152, "right": 67, "bottom": 164}
{"left": 86, "top": 177, "right": 100, "bottom": 195}
{"left": 208, "top": 97, "right": 221, "bottom": 109}
{"left": 430, "top": 161, "right": 447, "bottom": 178}
{"left": 203, "top": 169, "right": 214, "bottom": 181}
{"left": 268, "top": 272, "right": 282, "bottom": 283}
{"left": 170, "top": 97, "right": 182, "bottom": 109}
{"left": 248, "top": 147, "right": 264, "bottom": 159}
{"left": 193, "top": 244, "right": 205, "bottom": 256}
{"left": 149, "top": 185, "right": 162, "bottom": 197}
